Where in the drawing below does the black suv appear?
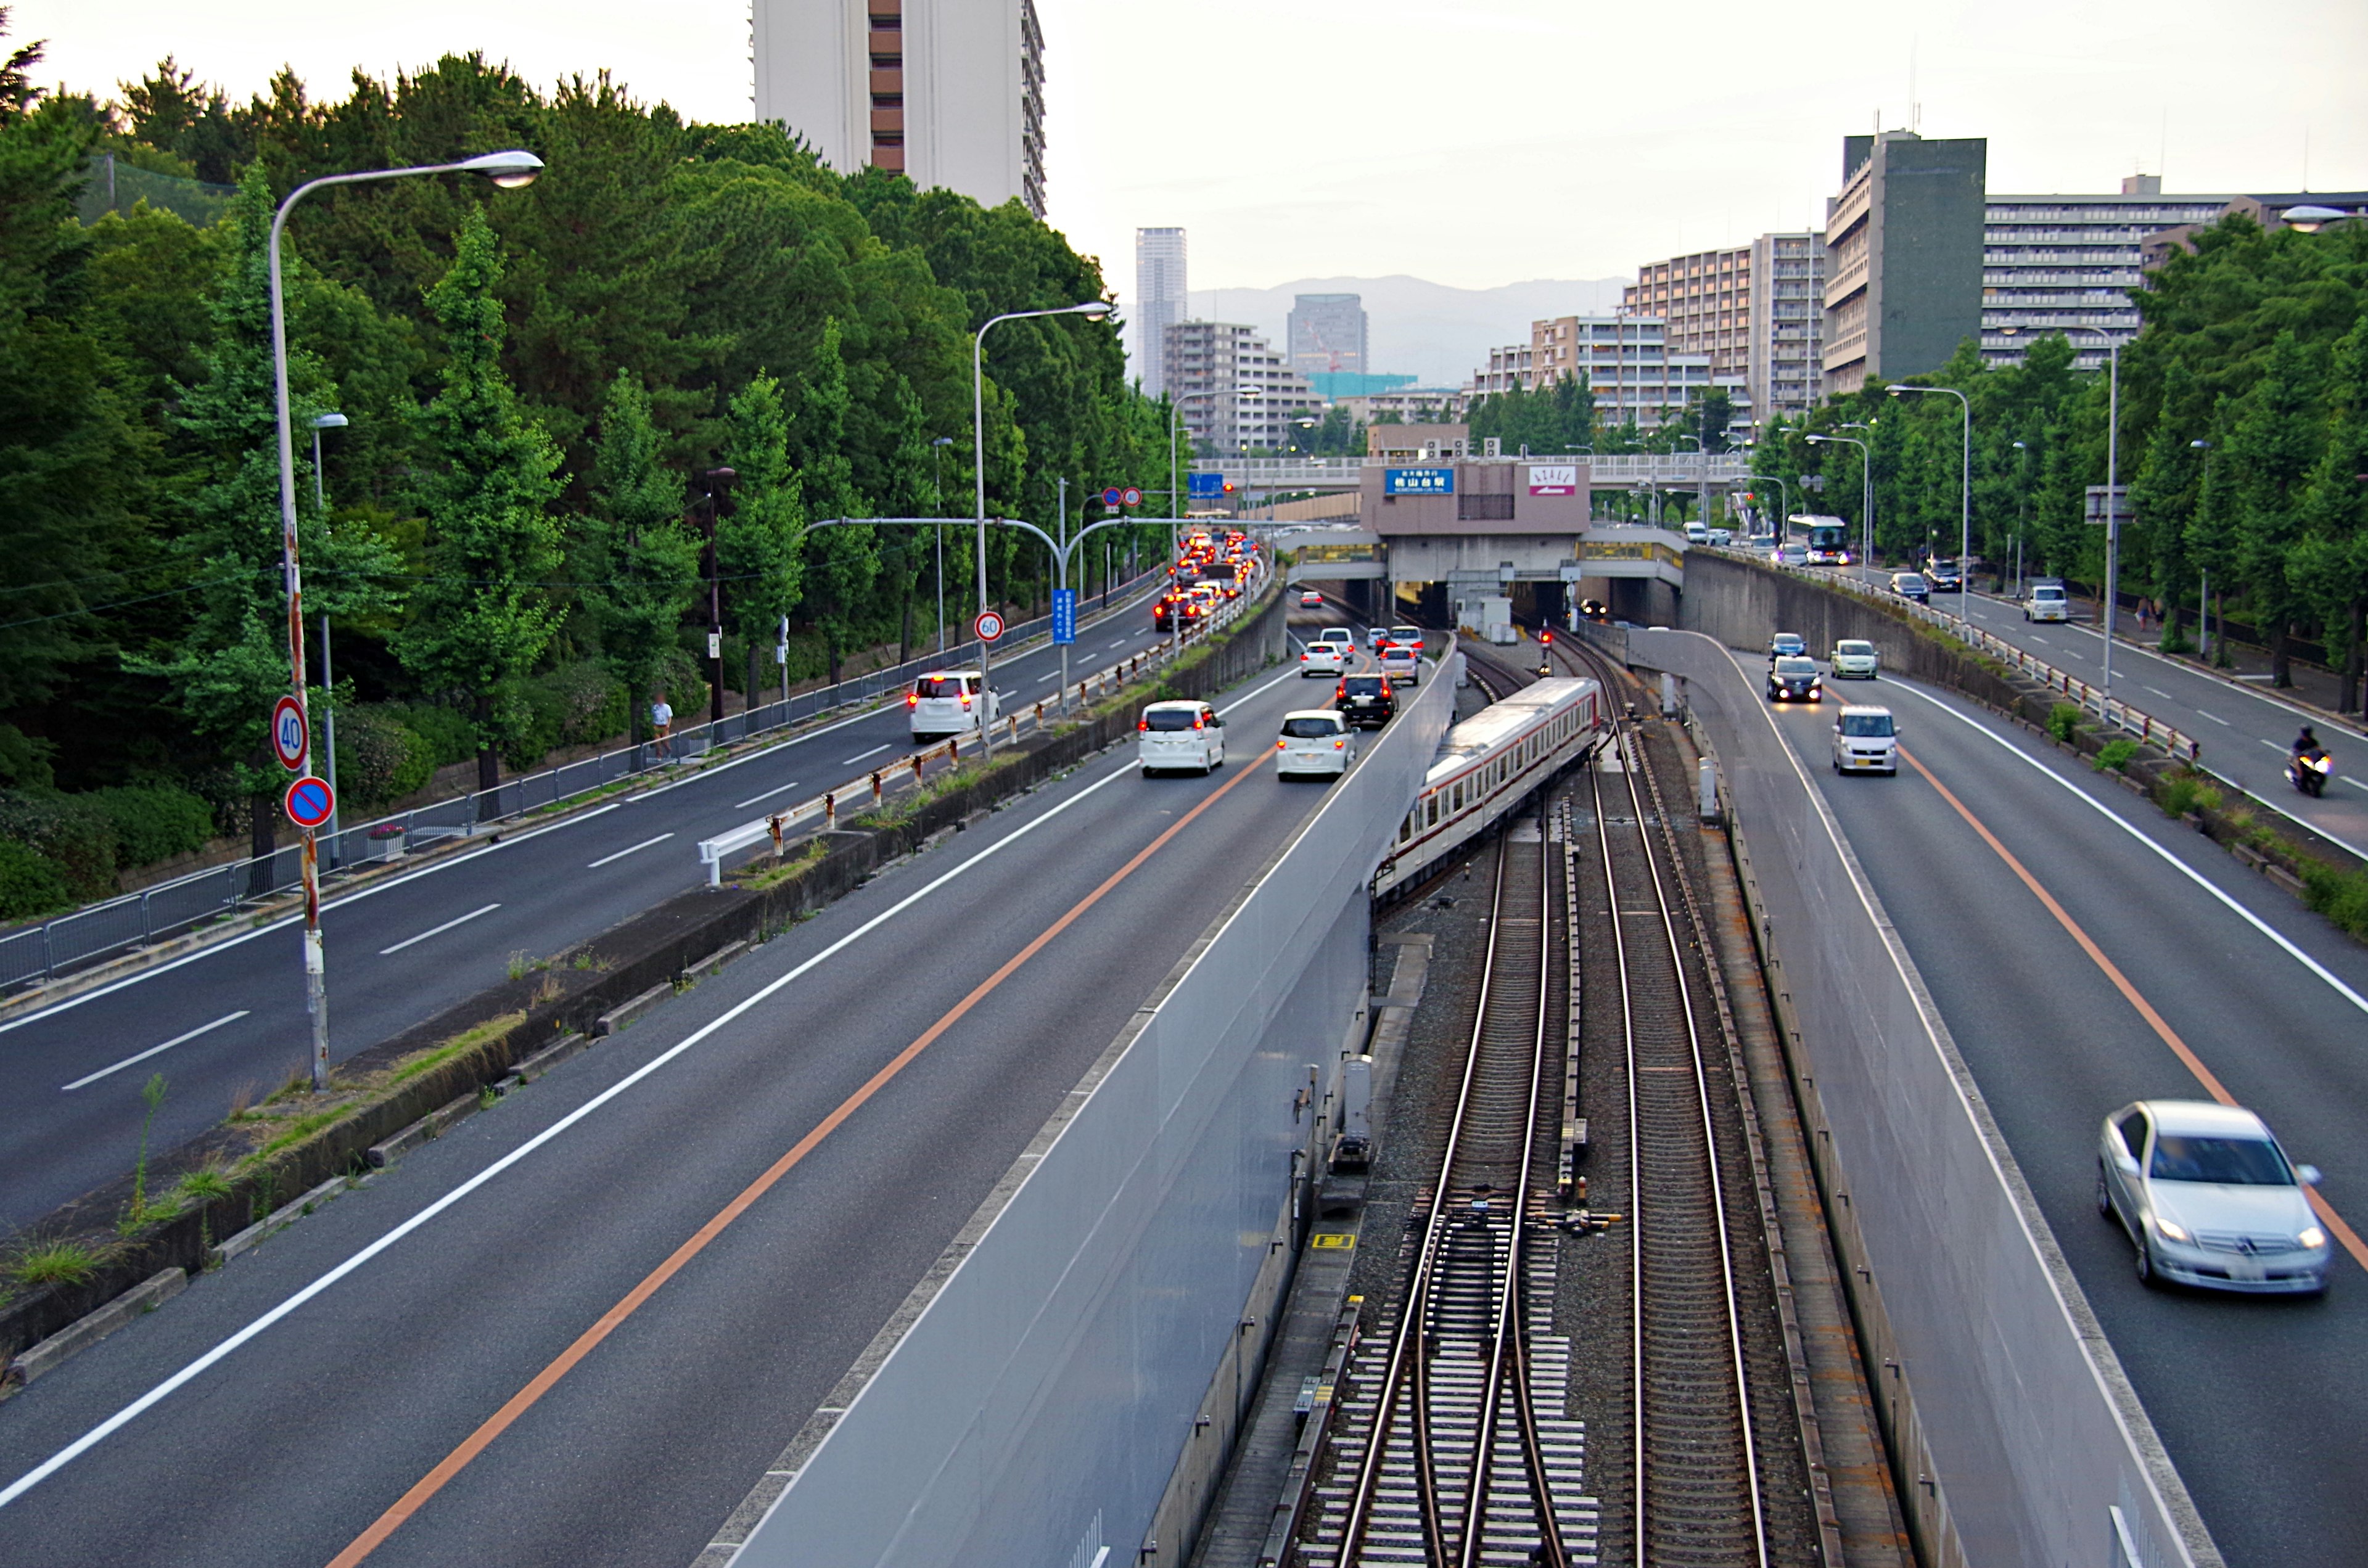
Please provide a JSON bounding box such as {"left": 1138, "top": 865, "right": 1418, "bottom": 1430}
{"left": 1334, "top": 674, "right": 1397, "bottom": 728}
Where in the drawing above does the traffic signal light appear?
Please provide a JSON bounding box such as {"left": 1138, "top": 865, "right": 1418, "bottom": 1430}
{"left": 1540, "top": 629, "right": 1553, "bottom": 646}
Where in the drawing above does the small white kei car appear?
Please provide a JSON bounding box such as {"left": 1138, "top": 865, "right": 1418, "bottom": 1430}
{"left": 908, "top": 670, "right": 1000, "bottom": 742}
{"left": 1138, "top": 700, "right": 1226, "bottom": 775}
{"left": 2099, "top": 1099, "right": 2328, "bottom": 1294}
{"left": 1829, "top": 639, "right": 1880, "bottom": 679}
{"left": 1379, "top": 642, "right": 1420, "bottom": 686}
{"left": 1301, "top": 628, "right": 1354, "bottom": 677}
{"left": 1275, "top": 710, "right": 1355, "bottom": 779}
{"left": 1829, "top": 705, "right": 1899, "bottom": 774}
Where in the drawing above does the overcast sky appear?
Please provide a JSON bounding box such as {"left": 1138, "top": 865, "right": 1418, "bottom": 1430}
{"left": 20, "top": 0, "right": 2368, "bottom": 303}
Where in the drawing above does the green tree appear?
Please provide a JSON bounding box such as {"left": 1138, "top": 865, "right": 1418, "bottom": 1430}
{"left": 2224, "top": 330, "right": 2329, "bottom": 684}
{"left": 580, "top": 368, "right": 699, "bottom": 749}
{"left": 397, "top": 207, "right": 565, "bottom": 787}
{"left": 2294, "top": 321, "right": 2368, "bottom": 711}
{"left": 795, "top": 319, "right": 878, "bottom": 682}
{"left": 717, "top": 370, "right": 806, "bottom": 705}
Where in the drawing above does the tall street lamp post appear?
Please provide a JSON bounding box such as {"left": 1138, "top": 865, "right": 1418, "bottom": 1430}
{"left": 931, "top": 435, "right": 955, "bottom": 652}
{"left": 1886, "top": 383, "right": 1972, "bottom": 622}
{"left": 310, "top": 413, "right": 347, "bottom": 864}
{"left": 974, "top": 301, "right": 1112, "bottom": 757}
{"left": 697, "top": 467, "right": 736, "bottom": 724}
{"left": 269, "top": 147, "right": 543, "bottom": 1090}
{"left": 2006, "top": 324, "right": 2125, "bottom": 697}
{"left": 1804, "top": 433, "right": 1870, "bottom": 575}
{"left": 2191, "top": 438, "right": 2214, "bottom": 662}
{"left": 2010, "top": 440, "right": 2029, "bottom": 596}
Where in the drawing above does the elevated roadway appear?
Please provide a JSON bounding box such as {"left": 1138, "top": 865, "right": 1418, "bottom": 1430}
{"left": 0, "top": 597, "right": 1182, "bottom": 1230}
{"left": 0, "top": 601, "right": 1400, "bottom": 1565}
{"left": 1663, "top": 632, "right": 2368, "bottom": 1568}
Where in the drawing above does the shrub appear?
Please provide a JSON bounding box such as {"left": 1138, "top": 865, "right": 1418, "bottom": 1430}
{"left": 395, "top": 703, "right": 479, "bottom": 768}
{"left": 2299, "top": 861, "right": 2368, "bottom": 941}
{"left": 7, "top": 1238, "right": 103, "bottom": 1289}
{"left": 89, "top": 784, "right": 217, "bottom": 868}
{"left": 2161, "top": 774, "right": 2222, "bottom": 818}
{"left": 501, "top": 680, "right": 565, "bottom": 773}
{"left": 0, "top": 790, "right": 118, "bottom": 898}
{"left": 541, "top": 661, "right": 626, "bottom": 748}
{"left": 2047, "top": 703, "right": 2083, "bottom": 744}
{"left": 334, "top": 707, "right": 437, "bottom": 811}
{"left": 0, "top": 837, "right": 73, "bottom": 921}
{"left": 2095, "top": 739, "right": 2139, "bottom": 773}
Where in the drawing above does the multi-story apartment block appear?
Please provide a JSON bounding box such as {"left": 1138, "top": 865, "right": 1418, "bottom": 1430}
{"left": 1624, "top": 244, "right": 1752, "bottom": 382}
{"left": 1133, "top": 227, "right": 1186, "bottom": 397}
{"left": 1981, "top": 176, "right": 2232, "bottom": 369}
{"left": 1469, "top": 316, "right": 1749, "bottom": 433}
{"left": 1288, "top": 293, "right": 1368, "bottom": 379}
{"left": 1823, "top": 131, "right": 1986, "bottom": 397}
{"left": 1626, "top": 236, "right": 1825, "bottom": 424}
{"left": 752, "top": 0, "right": 1047, "bottom": 218}
{"left": 1162, "top": 322, "right": 1325, "bottom": 454}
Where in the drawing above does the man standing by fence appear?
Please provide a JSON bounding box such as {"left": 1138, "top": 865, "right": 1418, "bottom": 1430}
{"left": 651, "top": 692, "right": 674, "bottom": 760}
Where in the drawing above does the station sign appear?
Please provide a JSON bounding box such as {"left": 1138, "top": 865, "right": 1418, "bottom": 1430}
{"left": 1383, "top": 467, "right": 1455, "bottom": 496}
{"left": 1051, "top": 588, "right": 1076, "bottom": 646}
{"left": 1526, "top": 464, "right": 1579, "bottom": 496}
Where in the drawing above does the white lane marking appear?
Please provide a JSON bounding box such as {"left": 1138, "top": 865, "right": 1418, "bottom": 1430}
{"left": 1108, "top": 639, "right": 1128, "bottom": 650}
{"left": 2028, "top": 635, "right": 2051, "bottom": 646}
{"left": 2260, "top": 738, "right": 2287, "bottom": 752}
{"left": 2145, "top": 686, "right": 2174, "bottom": 700}
{"left": 733, "top": 781, "right": 803, "bottom": 810}
{"left": 378, "top": 903, "right": 503, "bottom": 955}
{"left": 2345, "top": 776, "right": 2368, "bottom": 792}
{"left": 619, "top": 703, "right": 895, "bottom": 805}
{"left": 2197, "top": 709, "right": 2230, "bottom": 726}
{"left": 0, "top": 743, "right": 1163, "bottom": 1513}
{"left": 1879, "top": 679, "right": 2368, "bottom": 1017}
{"left": 586, "top": 835, "right": 672, "bottom": 869}
{"left": 1037, "top": 673, "right": 1056, "bottom": 683}
{"left": 0, "top": 804, "right": 623, "bottom": 1040}
{"left": 62, "top": 1011, "right": 250, "bottom": 1091}
{"left": 841, "top": 744, "right": 890, "bottom": 766}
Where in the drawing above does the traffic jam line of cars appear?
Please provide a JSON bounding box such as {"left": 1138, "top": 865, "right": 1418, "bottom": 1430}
{"left": 1762, "top": 628, "right": 2336, "bottom": 1295}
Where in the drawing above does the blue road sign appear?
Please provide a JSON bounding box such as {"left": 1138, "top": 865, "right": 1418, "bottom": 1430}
{"left": 1051, "top": 588, "right": 1077, "bottom": 645}
{"left": 1101, "top": 486, "right": 1124, "bottom": 506}
{"left": 284, "top": 774, "right": 336, "bottom": 830}
{"left": 1383, "top": 467, "right": 1455, "bottom": 496}
{"left": 1188, "top": 471, "right": 1225, "bottom": 500}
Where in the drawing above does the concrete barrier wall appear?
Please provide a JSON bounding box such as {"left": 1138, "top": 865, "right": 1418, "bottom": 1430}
{"left": 728, "top": 649, "right": 1458, "bottom": 1568}
{"left": 1622, "top": 622, "right": 2218, "bottom": 1568}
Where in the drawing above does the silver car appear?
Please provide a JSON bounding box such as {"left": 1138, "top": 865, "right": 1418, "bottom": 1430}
{"left": 2097, "top": 1099, "right": 2329, "bottom": 1294}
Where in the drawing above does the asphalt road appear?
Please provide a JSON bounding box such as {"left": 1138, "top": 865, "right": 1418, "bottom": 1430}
{"left": 0, "top": 608, "right": 1388, "bottom": 1566}
{"left": 1835, "top": 565, "right": 2368, "bottom": 860}
{"left": 0, "top": 590, "right": 1191, "bottom": 1230}
{"left": 1698, "top": 644, "right": 2368, "bottom": 1568}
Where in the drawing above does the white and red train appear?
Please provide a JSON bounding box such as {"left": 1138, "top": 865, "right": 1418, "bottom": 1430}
{"left": 1373, "top": 676, "right": 1605, "bottom": 898}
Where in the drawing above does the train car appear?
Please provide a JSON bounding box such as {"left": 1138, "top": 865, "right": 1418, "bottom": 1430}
{"left": 1373, "top": 676, "right": 1605, "bottom": 898}
{"left": 1785, "top": 512, "right": 1854, "bottom": 566}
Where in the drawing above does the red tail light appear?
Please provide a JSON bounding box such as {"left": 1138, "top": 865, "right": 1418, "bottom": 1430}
{"left": 1138, "top": 718, "right": 1149, "bottom": 732}
{"left": 906, "top": 692, "right": 918, "bottom": 707}
{"left": 1192, "top": 718, "right": 1204, "bottom": 731}
{"left": 960, "top": 694, "right": 972, "bottom": 708}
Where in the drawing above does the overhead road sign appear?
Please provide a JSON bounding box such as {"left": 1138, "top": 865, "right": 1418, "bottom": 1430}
{"left": 272, "top": 696, "right": 308, "bottom": 771}
{"left": 974, "top": 609, "right": 1006, "bottom": 642}
{"left": 1188, "top": 472, "right": 1225, "bottom": 501}
{"left": 284, "top": 774, "right": 335, "bottom": 830}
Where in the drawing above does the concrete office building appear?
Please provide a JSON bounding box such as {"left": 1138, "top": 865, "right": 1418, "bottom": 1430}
{"left": 1133, "top": 227, "right": 1187, "bottom": 397}
{"left": 1288, "top": 293, "right": 1368, "bottom": 379}
{"left": 1162, "top": 321, "right": 1324, "bottom": 454}
{"left": 1627, "top": 235, "right": 1825, "bottom": 424}
{"left": 1823, "top": 131, "right": 1987, "bottom": 397}
{"left": 752, "top": 0, "right": 1046, "bottom": 218}
{"left": 1470, "top": 316, "right": 1748, "bottom": 432}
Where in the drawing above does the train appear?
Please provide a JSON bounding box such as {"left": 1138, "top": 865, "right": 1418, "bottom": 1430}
{"left": 1785, "top": 512, "right": 1854, "bottom": 565}
{"left": 1373, "top": 676, "right": 1606, "bottom": 898}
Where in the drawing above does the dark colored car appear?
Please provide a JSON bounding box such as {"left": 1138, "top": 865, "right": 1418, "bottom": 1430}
{"left": 1889, "top": 571, "right": 1930, "bottom": 604}
{"left": 1767, "top": 656, "right": 1822, "bottom": 704}
{"left": 1923, "top": 559, "right": 1964, "bottom": 593}
{"left": 1334, "top": 674, "right": 1397, "bottom": 728}
{"left": 1767, "top": 632, "right": 1808, "bottom": 663}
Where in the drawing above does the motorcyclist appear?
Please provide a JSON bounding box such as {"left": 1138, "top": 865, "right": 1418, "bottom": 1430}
{"left": 2294, "top": 725, "right": 2319, "bottom": 755}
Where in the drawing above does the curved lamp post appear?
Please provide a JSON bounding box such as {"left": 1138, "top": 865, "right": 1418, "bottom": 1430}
{"left": 270, "top": 147, "right": 544, "bottom": 1091}
{"left": 1885, "top": 382, "right": 1971, "bottom": 622}
{"left": 1804, "top": 432, "right": 1870, "bottom": 572}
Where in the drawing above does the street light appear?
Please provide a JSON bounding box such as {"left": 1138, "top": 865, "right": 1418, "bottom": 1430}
{"left": 2005, "top": 322, "right": 2123, "bottom": 697}
{"left": 308, "top": 412, "right": 347, "bottom": 510}
{"left": 697, "top": 467, "right": 737, "bottom": 724}
{"left": 972, "top": 300, "right": 1112, "bottom": 756}
{"left": 269, "top": 147, "right": 545, "bottom": 1091}
{"left": 931, "top": 435, "right": 955, "bottom": 653}
{"left": 1885, "top": 383, "right": 1973, "bottom": 622}
{"left": 310, "top": 413, "right": 348, "bottom": 863}
{"left": 1805, "top": 433, "right": 1870, "bottom": 572}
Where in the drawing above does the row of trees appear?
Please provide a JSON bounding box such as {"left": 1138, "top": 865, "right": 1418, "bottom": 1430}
{"left": 0, "top": 26, "right": 1190, "bottom": 902}
{"left": 1738, "top": 216, "right": 2368, "bottom": 707}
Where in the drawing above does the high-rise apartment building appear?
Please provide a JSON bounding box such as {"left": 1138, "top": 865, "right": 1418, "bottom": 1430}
{"left": 752, "top": 0, "right": 1046, "bottom": 218}
{"left": 1626, "top": 235, "right": 1824, "bottom": 426}
{"left": 1823, "top": 131, "right": 1987, "bottom": 397}
{"left": 1162, "top": 321, "right": 1324, "bottom": 454}
{"left": 1133, "top": 228, "right": 1187, "bottom": 397}
{"left": 1288, "top": 294, "right": 1368, "bottom": 379}
{"left": 1469, "top": 316, "right": 1748, "bottom": 432}
{"left": 1624, "top": 245, "right": 1753, "bottom": 383}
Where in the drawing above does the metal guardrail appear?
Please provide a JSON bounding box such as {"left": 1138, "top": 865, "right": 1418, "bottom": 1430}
{"left": 0, "top": 570, "right": 1169, "bottom": 992}
{"left": 1737, "top": 554, "right": 2205, "bottom": 765}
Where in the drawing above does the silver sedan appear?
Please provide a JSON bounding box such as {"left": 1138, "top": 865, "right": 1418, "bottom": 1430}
{"left": 2097, "top": 1099, "right": 2329, "bottom": 1294}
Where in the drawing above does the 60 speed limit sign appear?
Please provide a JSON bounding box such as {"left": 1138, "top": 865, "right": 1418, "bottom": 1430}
{"left": 974, "top": 609, "right": 1006, "bottom": 642}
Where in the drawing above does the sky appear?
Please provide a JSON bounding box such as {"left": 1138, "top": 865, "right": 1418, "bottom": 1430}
{"left": 19, "top": 0, "right": 2368, "bottom": 305}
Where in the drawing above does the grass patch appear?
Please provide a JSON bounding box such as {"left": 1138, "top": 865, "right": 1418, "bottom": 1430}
{"left": 6, "top": 1238, "right": 109, "bottom": 1291}
{"left": 736, "top": 840, "right": 828, "bottom": 892}
{"left": 2300, "top": 860, "right": 2368, "bottom": 941}
{"left": 243, "top": 1106, "right": 352, "bottom": 1164}
{"left": 385, "top": 1011, "right": 527, "bottom": 1090}
{"left": 2161, "top": 773, "right": 2222, "bottom": 818}
{"left": 2094, "top": 738, "right": 2139, "bottom": 773}
{"left": 2047, "top": 703, "right": 2083, "bottom": 744}
{"left": 175, "top": 1167, "right": 235, "bottom": 1205}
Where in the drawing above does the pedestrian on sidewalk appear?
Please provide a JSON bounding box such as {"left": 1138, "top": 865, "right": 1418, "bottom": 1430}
{"left": 651, "top": 692, "right": 674, "bottom": 760}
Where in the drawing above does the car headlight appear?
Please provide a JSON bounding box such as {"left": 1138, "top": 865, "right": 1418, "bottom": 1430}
{"left": 2299, "top": 1226, "right": 2327, "bottom": 1250}
{"left": 2153, "top": 1216, "right": 2190, "bottom": 1243}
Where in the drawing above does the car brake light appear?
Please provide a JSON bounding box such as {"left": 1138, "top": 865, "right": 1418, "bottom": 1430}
{"left": 1138, "top": 718, "right": 1149, "bottom": 732}
{"left": 961, "top": 694, "right": 972, "bottom": 708}
{"left": 1192, "top": 718, "right": 1204, "bottom": 731}
{"left": 906, "top": 692, "right": 918, "bottom": 707}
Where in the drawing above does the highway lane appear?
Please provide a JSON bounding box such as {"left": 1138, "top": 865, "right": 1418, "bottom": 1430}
{"left": 0, "top": 637, "right": 1385, "bottom": 1566}
{"left": 1832, "top": 565, "right": 2368, "bottom": 858}
{"left": 1711, "top": 651, "right": 2368, "bottom": 1568}
{"left": 0, "top": 589, "right": 1203, "bottom": 1229}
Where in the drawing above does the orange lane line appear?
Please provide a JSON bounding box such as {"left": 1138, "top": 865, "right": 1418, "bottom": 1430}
{"left": 1898, "top": 745, "right": 2368, "bottom": 1275}
{"left": 325, "top": 756, "right": 1267, "bottom": 1567}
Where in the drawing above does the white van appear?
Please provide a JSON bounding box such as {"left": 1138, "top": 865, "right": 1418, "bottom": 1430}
{"left": 908, "top": 670, "right": 1000, "bottom": 741}
{"left": 2023, "top": 580, "right": 2070, "bottom": 622}
{"left": 1276, "top": 710, "right": 1354, "bottom": 779}
{"left": 1379, "top": 642, "right": 1420, "bottom": 686}
{"left": 1684, "top": 520, "right": 1711, "bottom": 545}
{"left": 1830, "top": 705, "right": 1899, "bottom": 775}
{"left": 1138, "top": 700, "right": 1225, "bottom": 774}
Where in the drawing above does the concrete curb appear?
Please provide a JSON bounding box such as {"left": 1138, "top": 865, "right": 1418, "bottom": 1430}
{"left": 366, "top": 1088, "right": 491, "bottom": 1169}
{"left": 209, "top": 1173, "right": 355, "bottom": 1266}
{"left": 4, "top": 1267, "right": 187, "bottom": 1392}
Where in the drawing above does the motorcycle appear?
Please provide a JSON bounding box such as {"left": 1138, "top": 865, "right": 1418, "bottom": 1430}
{"left": 2288, "top": 745, "right": 2332, "bottom": 798}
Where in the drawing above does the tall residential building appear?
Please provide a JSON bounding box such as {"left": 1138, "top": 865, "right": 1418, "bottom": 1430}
{"left": 1288, "top": 293, "right": 1368, "bottom": 378}
{"left": 1133, "top": 227, "right": 1187, "bottom": 397}
{"left": 1624, "top": 244, "right": 1752, "bottom": 384}
{"left": 1981, "top": 176, "right": 2233, "bottom": 370}
{"left": 1162, "top": 321, "right": 1324, "bottom": 454}
{"left": 1626, "top": 234, "right": 1825, "bottom": 426}
{"left": 1469, "top": 316, "right": 1749, "bottom": 432}
{"left": 1823, "top": 131, "right": 1987, "bottom": 397}
{"left": 752, "top": 0, "right": 1046, "bottom": 218}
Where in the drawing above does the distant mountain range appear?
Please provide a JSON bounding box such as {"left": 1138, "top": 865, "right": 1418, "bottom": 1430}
{"left": 1178, "top": 274, "right": 1632, "bottom": 390}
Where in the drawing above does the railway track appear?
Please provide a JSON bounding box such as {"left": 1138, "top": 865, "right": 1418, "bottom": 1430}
{"left": 1309, "top": 821, "right": 1595, "bottom": 1566}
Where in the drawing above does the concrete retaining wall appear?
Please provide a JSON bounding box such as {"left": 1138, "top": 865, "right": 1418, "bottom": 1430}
{"left": 725, "top": 646, "right": 1457, "bottom": 1568}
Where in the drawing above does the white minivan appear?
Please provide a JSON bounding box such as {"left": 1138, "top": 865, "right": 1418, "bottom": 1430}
{"left": 1830, "top": 705, "right": 1899, "bottom": 775}
{"left": 2023, "top": 580, "right": 2070, "bottom": 622}
{"left": 908, "top": 670, "right": 1000, "bottom": 742}
{"left": 1276, "top": 710, "right": 1355, "bottom": 779}
{"left": 1138, "top": 700, "right": 1226, "bottom": 774}
{"left": 1379, "top": 642, "right": 1420, "bottom": 686}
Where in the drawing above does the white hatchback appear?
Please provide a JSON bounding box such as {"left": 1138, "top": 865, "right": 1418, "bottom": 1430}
{"left": 1276, "top": 710, "right": 1355, "bottom": 779}
{"left": 1830, "top": 639, "right": 1880, "bottom": 679}
{"left": 1301, "top": 628, "right": 1353, "bottom": 677}
{"left": 1379, "top": 643, "right": 1420, "bottom": 686}
{"left": 1138, "top": 700, "right": 1225, "bottom": 774}
{"left": 908, "top": 671, "right": 999, "bottom": 741}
